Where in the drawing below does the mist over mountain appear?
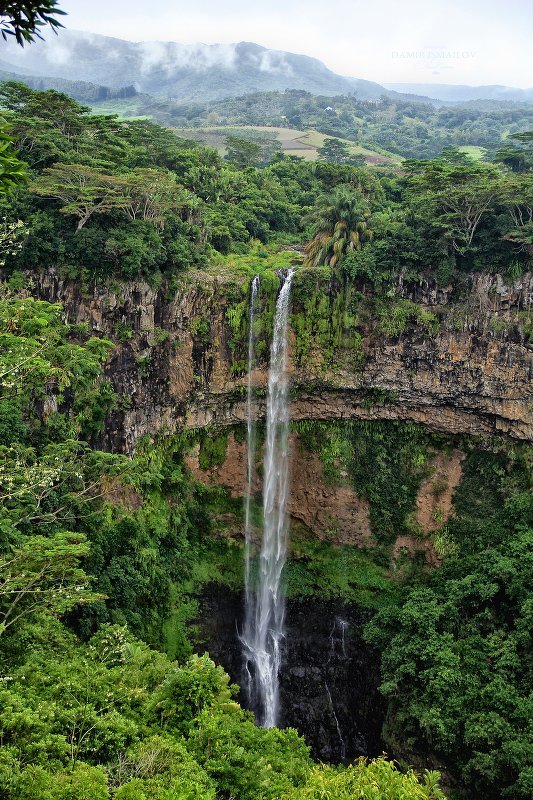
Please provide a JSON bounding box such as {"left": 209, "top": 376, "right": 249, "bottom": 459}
{"left": 1, "top": 30, "right": 529, "bottom": 106}
{"left": 0, "top": 29, "right": 390, "bottom": 102}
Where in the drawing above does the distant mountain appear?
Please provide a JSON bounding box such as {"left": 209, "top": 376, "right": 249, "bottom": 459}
{"left": 1, "top": 30, "right": 529, "bottom": 107}
{"left": 0, "top": 29, "right": 411, "bottom": 103}
{"left": 0, "top": 57, "right": 34, "bottom": 75}
{"left": 0, "top": 30, "right": 365, "bottom": 101}
{"left": 384, "top": 82, "right": 533, "bottom": 103}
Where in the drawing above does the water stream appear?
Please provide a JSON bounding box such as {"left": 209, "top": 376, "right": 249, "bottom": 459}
{"left": 243, "top": 278, "right": 260, "bottom": 623}
{"left": 325, "top": 680, "right": 347, "bottom": 760}
{"left": 241, "top": 268, "right": 294, "bottom": 728}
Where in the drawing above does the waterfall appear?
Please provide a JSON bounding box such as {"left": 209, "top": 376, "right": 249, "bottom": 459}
{"left": 242, "top": 275, "right": 260, "bottom": 704}
{"left": 325, "top": 681, "right": 347, "bottom": 761}
{"left": 243, "top": 276, "right": 260, "bottom": 612}
{"left": 242, "top": 268, "right": 294, "bottom": 728}
{"left": 325, "top": 618, "right": 350, "bottom": 760}
{"left": 328, "top": 617, "right": 349, "bottom": 662}
{"left": 337, "top": 618, "right": 349, "bottom": 658}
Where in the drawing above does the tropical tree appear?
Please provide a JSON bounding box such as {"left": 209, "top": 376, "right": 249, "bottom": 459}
{"left": 498, "top": 173, "right": 533, "bottom": 258}
{"left": 493, "top": 131, "right": 533, "bottom": 174}
{"left": 303, "top": 184, "right": 372, "bottom": 268}
{"left": 0, "top": 125, "right": 27, "bottom": 192}
{"left": 317, "top": 137, "right": 365, "bottom": 166}
{"left": 406, "top": 158, "right": 502, "bottom": 253}
{"left": 0, "top": 218, "right": 27, "bottom": 265}
{"left": 0, "top": 1, "right": 65, "bottom": 45}
{"left": 29, "top": 163, "right": 126, "bottom": 231}
{"left": 0, "top": 530, "right": 102, "bottom": 636}
{"left": 224, "top": 136, "right": 262, "bottom": 169}
{"left": 283, "top": 758, "right": 445, "bottom": 799}
{"left": 0, "top": 294, "right": 119, "bottom": 636}
{"left": 117, "top": 168, "right": 193, "bottom": 230}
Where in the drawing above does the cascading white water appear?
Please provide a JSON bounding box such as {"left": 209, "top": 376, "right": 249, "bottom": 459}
{"left": 325, "top": 680, "right": 347, "bottom": 761}
{"left": 243, "top": 276, "right": 260, "bottom": 608}
{"left": 242, "top": 268, "right": 294, "bottom": 728}
{"left": 242, "top": 275, "right": 260, "bottom": 705}
{"left": 325, "top": 617, "right": 349, "bottom": 759}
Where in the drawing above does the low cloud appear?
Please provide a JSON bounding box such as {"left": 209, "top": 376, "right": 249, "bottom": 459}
{"left": 137, "top": 40, "right": 238, "bottom": 75}
{"left": 257, "top": 50, "right": 294, "bottom": 75}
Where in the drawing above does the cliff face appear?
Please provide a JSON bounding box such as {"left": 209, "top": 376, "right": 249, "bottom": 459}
{"left": 185, "top": 431, "right": 464, "bottom": 566}
{"left": 196, "top": 587, "right": 385, "bottom": 764}
{"left": 28, "top": 268, "right": 532, "bottom": 452}
{"left": 185, "top": 432, "right": 374, "bottom": 547}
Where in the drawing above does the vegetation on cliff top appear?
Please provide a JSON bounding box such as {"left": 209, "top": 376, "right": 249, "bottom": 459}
{"left": 0, "top": 81, "right": 530, "bottom": 289}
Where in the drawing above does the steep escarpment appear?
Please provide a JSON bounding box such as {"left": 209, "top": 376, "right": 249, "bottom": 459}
{"left": 3, "top": 271, "right": 531, "bottom": 800}
{"left": 186, "top": 431, "right": 373, "bottom": 547}
{"left": 185, "top": 428, "right": 465, "bottom": 568}
{"left": 27, "top": 267, "right": 532, "bottom": 452}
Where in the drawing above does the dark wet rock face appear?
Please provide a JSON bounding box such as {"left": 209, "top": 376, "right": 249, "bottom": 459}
{"left": 280, "top": 601, "right": 384, "bottom": 762}
{"left": 21, "top": 268, "right": 533, "bottom": 451}
{"left": 194, "top": 586, "right": 385, "bottom": 763}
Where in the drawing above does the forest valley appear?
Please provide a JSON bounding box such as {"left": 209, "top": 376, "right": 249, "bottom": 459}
{"left": 0, "top": 79, "right": 531, "bottom": 800}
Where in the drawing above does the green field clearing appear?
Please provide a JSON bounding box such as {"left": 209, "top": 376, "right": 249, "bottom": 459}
{"left": 457, "top": 145, "right": 487, "bottom": 161}
{"left": 91, "top": 98, "right": 148, "bottom": 118}
{"left": 171, "top": 125, "right": 402, "bottom": 164}
{"left": 90, "top": 99, "right": 401, "bottom": 165}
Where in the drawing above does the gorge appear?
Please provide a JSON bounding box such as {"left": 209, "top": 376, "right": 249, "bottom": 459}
{"left": 13, "top": 263, "right": 531, "bottom": 780}
{"left": 1, "top": 72, "right": 531, "bottom": 800}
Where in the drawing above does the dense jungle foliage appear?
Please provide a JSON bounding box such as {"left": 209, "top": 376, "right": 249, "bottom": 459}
{"left": 0, "top": 81, "right": 531, "bottom": 286}
{"left": 123, "top": 89, "right": 533, "bottom": 161}
{"left": 0, "top": 77, "right": 532, "bottom": 800}
{"left": 0, "top": 291, "right": 447, "bottom": 799}
{"left": 294, "top": 422, "right": 533, "bottom": 800}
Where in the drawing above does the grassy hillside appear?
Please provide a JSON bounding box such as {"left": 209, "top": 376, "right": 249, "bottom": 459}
{"left": 170, "top": 125, "right": 402, "bottom": 164}
{"left": 457, "top": 145, "right": 487, "bottom": 161}
{"left": 86, "top": 92, "right": 403, "bottom": 165}
{"left": 86, "top": 97, "right": 403, "bottom": 164}
{"left": 88, "top": 96, "right": 148, "bottom": 119}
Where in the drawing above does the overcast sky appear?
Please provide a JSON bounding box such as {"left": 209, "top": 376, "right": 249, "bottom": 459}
{"left": 59, "top": 0, "right": 532, "bottom": 87}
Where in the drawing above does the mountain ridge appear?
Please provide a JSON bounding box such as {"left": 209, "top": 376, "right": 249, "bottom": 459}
{"left": 0, "top": 29, "right": 530, "bottom": 106}
{"left": 384, "top": 82, "right": 533, "bottom": 103}
{"left": 0, "top": 30, "right": 372, "bottom": 101}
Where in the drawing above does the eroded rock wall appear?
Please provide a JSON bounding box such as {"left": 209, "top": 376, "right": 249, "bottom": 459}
{"left": 23, "top": 268, "right": 533, "bottom": 451}
{"left": 185, "top": 432, "right": 373, "bottom": 547}
{"left": 186, "top": 430, "right": 467, "bottom": 568}
{"left": 195, "top": 586, "right": 384, "bottom": 763}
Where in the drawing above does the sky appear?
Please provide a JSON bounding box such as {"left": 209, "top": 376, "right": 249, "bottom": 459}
{"left": 57, "top": 0, "right": 532, "bottom": 87}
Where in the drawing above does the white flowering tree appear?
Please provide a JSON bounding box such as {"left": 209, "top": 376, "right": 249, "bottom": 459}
{"left": 0, "top": 531, "right": 102, "bottom": 635}
{"left": 0, "top": 294, "right": 120, "bottom": 633}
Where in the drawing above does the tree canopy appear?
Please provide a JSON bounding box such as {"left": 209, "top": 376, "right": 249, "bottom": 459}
{"left": 0, "top": 81, "right": 530, "bottom": 282}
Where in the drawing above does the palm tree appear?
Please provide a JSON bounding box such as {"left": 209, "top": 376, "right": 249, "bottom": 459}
{"left": 303, "top": 185, "right": 372, "bottom": 268}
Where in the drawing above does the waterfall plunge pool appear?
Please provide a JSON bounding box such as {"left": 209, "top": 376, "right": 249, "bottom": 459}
{"left": 194, "top": 585, "right": 385, "bottom": 764}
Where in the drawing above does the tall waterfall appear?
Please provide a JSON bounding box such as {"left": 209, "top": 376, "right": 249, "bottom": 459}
{"left": 243, "top": 275, "right": 260, "bottom": 660}
{"left": 242, "top": 268, "right": 294, "bottom": 729}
